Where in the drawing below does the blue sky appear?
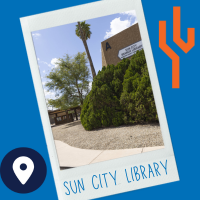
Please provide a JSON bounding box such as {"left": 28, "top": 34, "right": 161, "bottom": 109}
{"left": 32, "top": 10, "right": 137, "bottom": 104}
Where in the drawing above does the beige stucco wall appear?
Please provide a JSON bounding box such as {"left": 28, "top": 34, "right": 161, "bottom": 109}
{"left": 101, "top": 23, "right": 141, "bottom": 67}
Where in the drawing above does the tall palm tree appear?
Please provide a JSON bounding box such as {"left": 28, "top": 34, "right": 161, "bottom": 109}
{"left": 76, "top": 21, "right": 96, "bottom": 78}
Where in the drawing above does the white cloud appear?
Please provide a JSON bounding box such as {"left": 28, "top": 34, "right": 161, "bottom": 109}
{"left": 121, "top": 10, "right": 138, "bottom": 25}
{"left": 89, "top": 82, "right": 92, "bottom": 90}
{"left": 43, "top": 61, "right": 52, "bottom": 67}
{"left": 104, "top": 10, "right": 138, "bottom": 39}
{"left": 43, "top": 70, "right": 45, "bottom": 73}
{"left": 121, "top": 10, "right": 136, "bottom": 17}
{"left": 132, "top": 20, "right": 138, "bottom": 25}
{"left": 37, "top": 58, "right": 60, "bottom": 69}
{"left": 42, "top": 81, "right": 46, "bottom": 86}
{"left": 51, "top": 58, "right": 60, "bottom": 68}
{"left": 44, "top": 89, "right": 56, "bottom": 99}
{"left": 32, "top": 33, "right": 41, "bottom": 38}
{"left": 104, "top": 17, "right": 131, "bottom": 39}
{"left": 38, "top": 60, "right": 52, "bottom": 67}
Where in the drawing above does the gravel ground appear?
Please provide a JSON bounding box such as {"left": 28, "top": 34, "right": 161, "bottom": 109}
{"left": 52, "top": 120, "right": 164, "bottom": 150}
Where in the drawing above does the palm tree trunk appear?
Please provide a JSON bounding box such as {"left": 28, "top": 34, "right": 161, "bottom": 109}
{"left": 78, "top": 22, "right": 96, "bottom": 78}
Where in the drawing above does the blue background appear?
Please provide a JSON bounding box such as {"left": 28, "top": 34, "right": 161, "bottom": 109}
{"left": 0, "top": 0, "right": 199, "bottom": 199}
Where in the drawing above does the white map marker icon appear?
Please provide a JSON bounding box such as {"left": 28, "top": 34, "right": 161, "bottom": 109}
{"left": 13, "top": 156, "right": 34, "bottom": 185}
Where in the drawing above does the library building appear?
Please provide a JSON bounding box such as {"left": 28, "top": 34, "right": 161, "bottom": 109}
{"left": 101, "top": 23, "right": 143, "bottom": 67}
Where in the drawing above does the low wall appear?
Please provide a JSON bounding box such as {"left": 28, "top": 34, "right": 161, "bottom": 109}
{"left": 54, "top": 113, "right": 74, "bottom": 125}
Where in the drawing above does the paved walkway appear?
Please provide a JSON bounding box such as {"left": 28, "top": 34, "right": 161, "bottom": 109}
{"left": 55, "top": 140, "right": 164, "bottom": 168}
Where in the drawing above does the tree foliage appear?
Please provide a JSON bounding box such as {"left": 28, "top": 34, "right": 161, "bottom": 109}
{"left": 81, "top": 50, "right": 158, "bottom": 130}
{"left": 45, "top": 52, "right": 91, "bottom": 110}
{"left": 75, "top": 21, "right": 92, "bottom": 40}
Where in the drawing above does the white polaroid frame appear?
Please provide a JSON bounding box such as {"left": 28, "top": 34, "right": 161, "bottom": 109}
{"left": 20, "top": 0, "right": 179, "bottom": 199}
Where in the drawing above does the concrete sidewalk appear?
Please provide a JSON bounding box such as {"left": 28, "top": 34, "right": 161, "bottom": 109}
{"left": 55, "top": 140, "right": 164, "bottom": 168}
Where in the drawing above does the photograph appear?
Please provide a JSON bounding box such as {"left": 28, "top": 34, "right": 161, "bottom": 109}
{"left": 32, "top": 9, "right": 165, "bottom": 170}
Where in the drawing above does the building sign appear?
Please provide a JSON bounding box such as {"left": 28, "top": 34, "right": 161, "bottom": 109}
{"left": 106, "top": 42, "right": 111, "bottom": 51}
{"left": 118, "top": 40, "right": 143, "bottom": 60}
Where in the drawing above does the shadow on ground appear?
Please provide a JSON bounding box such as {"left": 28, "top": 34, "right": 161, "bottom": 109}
{"left": 62, "top": 120, "right": 82, "bottom": 129}
{"left": 51, "top": 120, "right": 81, "bottom": 129}
{"left": 91, "top": 122, "right": 160, "bottom": 132}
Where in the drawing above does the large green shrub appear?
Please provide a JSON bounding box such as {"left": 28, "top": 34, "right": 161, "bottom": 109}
{"left": 81, "top": 50, "right": 158, "bottom": 130}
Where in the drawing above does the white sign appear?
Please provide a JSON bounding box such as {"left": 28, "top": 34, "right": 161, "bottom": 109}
{"left": 118, "top": 40, "right": 143, "bottom": 60}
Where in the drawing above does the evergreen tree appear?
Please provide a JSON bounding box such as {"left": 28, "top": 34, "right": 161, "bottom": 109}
{"left": 81, "top": 50, "right": 158, "bottom": 130}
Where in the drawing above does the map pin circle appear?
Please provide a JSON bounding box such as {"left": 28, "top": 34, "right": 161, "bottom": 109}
{"left": 13, "top": 156, "right": 34, "bottom": 185}
{"left": 0, "top": 147, "right": 47, "bottom": 193}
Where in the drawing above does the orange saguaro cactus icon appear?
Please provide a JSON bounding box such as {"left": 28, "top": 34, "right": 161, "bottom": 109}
{"left": 173, "top": 7, "right": 195, "bottom": 53}
{"left": 159, "top": 21, "right": 180, "bottom": 88}
{"left": 159, "top": 7, "right": 195, "bottom": 88}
